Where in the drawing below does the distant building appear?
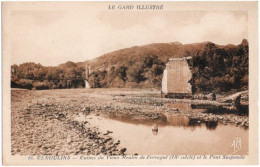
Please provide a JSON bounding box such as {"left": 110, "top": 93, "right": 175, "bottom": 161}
{"left": 161, "top": 57, "right": 192, "bottom": 98}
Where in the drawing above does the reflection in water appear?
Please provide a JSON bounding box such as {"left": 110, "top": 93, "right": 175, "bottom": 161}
{"left": 188, "top": 119, "right": 202, "bottom": 127}
{"left": 152, "top": 130, "right": 158, "bottom": 135}
{"left": 205, "top": 121, "right": 218, "bottom": 130}
{"left": 167, "top": 114, "right": 219, "bottom": 130}
{"left": 84, "top": 114, "right": 249, "bottom": 155}
{"left": 152, "top": 124, "right": 158, "bottom": 135}
{"left": 166, "top": 114, "right": 189, "bottom": 126}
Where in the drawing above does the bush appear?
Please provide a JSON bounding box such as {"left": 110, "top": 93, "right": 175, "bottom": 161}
{"left": 33, "top": 82, "right": 50, "bottom": 90}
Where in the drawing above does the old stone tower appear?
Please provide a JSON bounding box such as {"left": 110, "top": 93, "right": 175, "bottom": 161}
{"left": 85, "top": 66, "right": 90, "bottom": 89}
{"left": 162, "top": 57, "right": 192, "bottom": 98}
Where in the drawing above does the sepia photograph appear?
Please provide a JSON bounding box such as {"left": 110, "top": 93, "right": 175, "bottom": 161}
{"left": 2, "top": 1, "right": 258, "bottom": 165}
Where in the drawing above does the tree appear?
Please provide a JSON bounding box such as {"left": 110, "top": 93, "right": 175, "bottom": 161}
{"left": 116, "top": 66, "right": 128, "bottom": 82}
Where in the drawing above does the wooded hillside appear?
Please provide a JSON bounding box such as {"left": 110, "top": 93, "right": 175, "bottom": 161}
{"left": 11, "top": 39, "right": 248, "bottom": 93}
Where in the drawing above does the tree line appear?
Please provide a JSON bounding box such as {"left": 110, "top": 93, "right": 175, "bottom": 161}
{"left": 11, "top": 61, "right": 86, "bottom": 90}
{"left": 11, "top": 39, "right": 248, "bottom": 94}
{"left": 88, "top": 54, "right": 165, "bottom": 88}
{"left": 190, "top": 39, "right": 248, "bottom": 93}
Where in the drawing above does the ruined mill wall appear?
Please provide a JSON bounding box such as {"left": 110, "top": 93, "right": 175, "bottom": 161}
{"left": 162, "top": 57, "right": 192, "bottom": 97}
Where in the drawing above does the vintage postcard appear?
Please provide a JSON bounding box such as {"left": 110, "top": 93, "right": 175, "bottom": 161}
{"left": 2, "top": 1, "right": 258, "bottom": 165}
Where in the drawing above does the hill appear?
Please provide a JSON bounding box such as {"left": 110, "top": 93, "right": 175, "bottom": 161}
{"left": 80, "top": 40, "right": 248, "bottom": 93}
{"left": 79, "top": 41, "right": 206, "bottom": 71}
{"left": 11, "top": 40, "right": 248, "bottom": 93}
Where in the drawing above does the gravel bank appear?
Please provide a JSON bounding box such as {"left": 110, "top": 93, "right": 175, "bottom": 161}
{"left": 11, "top": 88, "right": 249, "bottom": 155}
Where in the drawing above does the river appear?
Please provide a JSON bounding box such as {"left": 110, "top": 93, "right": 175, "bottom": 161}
{"left": 83, "top": 113, "right": 248, "bottom": 155}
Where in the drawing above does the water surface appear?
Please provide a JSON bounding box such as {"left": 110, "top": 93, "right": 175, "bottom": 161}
{"left": 85, "top": 114, "right": 248, "bottom": 155}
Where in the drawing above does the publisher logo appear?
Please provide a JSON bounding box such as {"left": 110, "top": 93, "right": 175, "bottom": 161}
{"left": 231, "top": 137, "right": 242, "bottom": 153}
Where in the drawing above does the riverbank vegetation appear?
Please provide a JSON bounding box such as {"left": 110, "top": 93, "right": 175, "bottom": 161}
{"left": 11, "top": 40, "right": 248, "bottom": 93}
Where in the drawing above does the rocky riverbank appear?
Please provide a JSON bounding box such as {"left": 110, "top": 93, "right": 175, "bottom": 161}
{"left": 11, "top": 88, "right": 249, "bottom": 155}
{"left": 11, "top": 89, "right": 126, "bottom": 155}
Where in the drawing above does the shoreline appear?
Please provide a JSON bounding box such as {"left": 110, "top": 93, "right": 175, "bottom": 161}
{"left": 11, "top": 89, "right": 249, "bottom": 155}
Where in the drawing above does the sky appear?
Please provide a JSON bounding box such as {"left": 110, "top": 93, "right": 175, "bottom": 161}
{"left": 6, "top": 2, "right": 248, "bottom": 66}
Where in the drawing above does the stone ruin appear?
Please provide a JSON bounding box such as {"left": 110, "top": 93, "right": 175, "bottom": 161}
{"left": 85, "top": 66, "right": 90, "bottom": 89}
{"left": 161, "top": 57, "right": 192, "bottom": 99}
